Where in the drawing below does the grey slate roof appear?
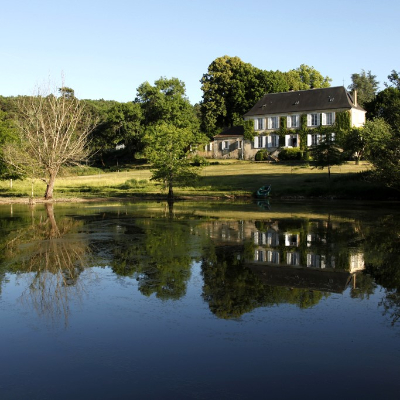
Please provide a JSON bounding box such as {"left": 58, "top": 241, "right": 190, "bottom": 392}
{"left": 243, "top": 86, "right": 364, "bottom": 117}
{"left": 214, "top": 126, "right": 244, "bottom": 138}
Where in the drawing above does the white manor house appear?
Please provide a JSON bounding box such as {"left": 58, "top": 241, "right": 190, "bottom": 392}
{"left": 201, "top": 86, "right": 366, "bottom": 160}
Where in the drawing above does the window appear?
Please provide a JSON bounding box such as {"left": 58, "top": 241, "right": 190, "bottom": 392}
{"left": 285, "top": 134, "right": 299, "bottom": 147}
{"left": 255, "top": 250, "right": 265, "bottom": 262}
{"left": 268, "top": 116, "right": 279, "bottom": 129}
{"left": 322, "top": 112, "right": 335, "bottom": 126}
{"left": 256, "top": 118, "right": 264, "bottom": 130}
{"left": 270, "top": 134, "right": 279, "bottom": 147}
{"left": 308, "top": 113, "right": 320, "bottom": 127}
{"left": 287, "top": 114, "right": 299, "bottom": 128}
{"left": 286, "top": 252, "right": 300, "bottom": 266}
{"left": 267, "top": 251, "right": 280, "bottom": 264}
{"left": 222, "top": 140, "right": 229, "bottom": 150}
{"left": 205, "top": 142, "right": 213, "bottom": 151}
{"left": 311, "top": 134, "right": 320, "bottom": 146}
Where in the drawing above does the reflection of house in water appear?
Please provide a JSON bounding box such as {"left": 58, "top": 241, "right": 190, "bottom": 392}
{"left": 198, "top": 218, "right": 365, "bottom": 294}
{"left": 249, "top": 220, "right": 365, "bottom": 293}
{"left": 201, "top": 220, "right": 254, "bottom": 244}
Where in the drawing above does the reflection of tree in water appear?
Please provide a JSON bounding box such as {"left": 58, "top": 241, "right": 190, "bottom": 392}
{"left": 111, "top": 218, "right": 193, "bottom": 300}
{"left": 2, "top": 204, "right": 90, "bottom": 326}
{"left": 360, "top": 214, "right": 400, "bottom": 326}
{"left": 201, "top": 243, "right": 327, "bottom": 320}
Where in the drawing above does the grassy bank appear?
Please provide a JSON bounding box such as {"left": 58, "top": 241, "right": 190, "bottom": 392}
{"left": 0, "top": 160, "right": 397, "bottom": 202}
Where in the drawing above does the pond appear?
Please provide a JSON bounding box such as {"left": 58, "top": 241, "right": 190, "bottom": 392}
{"left": 0, "top": 200, "right": 399, "bottom": 399}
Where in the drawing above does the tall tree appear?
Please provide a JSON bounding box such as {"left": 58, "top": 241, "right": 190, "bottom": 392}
{"left": 0, "top": 108, "right": 20, "bottom": 179}
{"left": 144, "top": 123, "right": 205, "bottom": 200}
{"left": 365, "top": 87, "right": 400, "bottom": 130}
{"left": 58, "top": 86, "right": 75, "bottom": 99}
{"left": 135, "top": 77, "right": 197, "bottom": 130}
{"left": 200, "top": 56, "right": 331, "bottom": 135}
{"left": 285, "top": 64, "right": 332, "bottom": 90}
{"left": 200, "top": 56, "right": 285, "bottom": 134}
{"left": 348, "top": 70, "right": 379, "bottom": 107}
{"left": 3, "top": 83, "right": 97, "bottom": 199}
{"left": 311, "top": 135, "right": 344, "bottom": 180}
{"left": 386, "top": 70, "right": 400, "bottom": 89}
{"left": 362, "top": 118, "right": 400, "bottom": 191}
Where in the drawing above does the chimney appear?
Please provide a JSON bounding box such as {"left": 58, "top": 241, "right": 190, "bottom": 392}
{"left": 353, "top": 90, "right": 358, "bottom": 107}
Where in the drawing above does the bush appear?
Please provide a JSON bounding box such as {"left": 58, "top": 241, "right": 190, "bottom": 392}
{"left": 278, "top": 148, "right": 303, "bottom": 160}
{"left": 255, "top": 150, "right": 269, "bottom": 161}
{"left": 191, "top": 155, "right": 209, "bottom": 166}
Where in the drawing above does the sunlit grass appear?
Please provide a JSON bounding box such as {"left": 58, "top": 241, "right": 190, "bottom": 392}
{"left": 0, "top": 160, "right": 395, "bottom": 201}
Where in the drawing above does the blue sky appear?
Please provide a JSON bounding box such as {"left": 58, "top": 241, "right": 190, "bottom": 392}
{"left": 1, "top": 0, "right": 399, "bottom": 104}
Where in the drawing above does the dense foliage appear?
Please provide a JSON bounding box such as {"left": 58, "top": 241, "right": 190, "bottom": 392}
{"left": 200, "top": 56, "right": 331, "bottom": 136}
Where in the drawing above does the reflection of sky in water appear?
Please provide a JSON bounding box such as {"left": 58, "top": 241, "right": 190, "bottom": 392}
{"left": 1, "top": 264, "right": 398, "bottom": 399}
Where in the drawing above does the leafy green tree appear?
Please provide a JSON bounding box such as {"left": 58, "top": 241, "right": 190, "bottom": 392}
{"left": 135, "top": 77, "right": 198, "bottom": 130}
{"left": 0, "top": 108, "right": 20, "bottom": 179}
{"left": 285, "top": 64, "right": 332, "bottom": 90}
{"left": 311, "top": 135, "right": 344, "bottom": 180}
{"left": 58, "top": 86, "right": 75, "bottom": 99}
{"left": 99, "top": 102, "right": 143, "bottom": 159}
{"left": 342, "top": 127, "right": 366, "bottom": 164}
{"left": 200, "top": 56, "right": 288, "bottom": 135}
{"left": 386, "top": 70, "right": 400, "bottom": 89}
{"left": 347, "top": 70, "right": 379, "bottom": 107}
{"left": 365, "top": 87, "right": 400, "bottom": 130}
{"left": 362, "top": 118, "right": 400, "bottom": 191}
{"left": 144, "top": 123, "right": 206, "bottom": 200}
{"left": 200, "top": 57, "right": 331, "bottom": 135}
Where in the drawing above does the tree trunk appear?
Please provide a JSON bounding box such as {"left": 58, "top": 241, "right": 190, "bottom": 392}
{"left": 44, "top": 171, "right": 57, "bottom": 200}
{"left": 167, "top": 181, "right": 174, "bottom": 202}
{"left": 45, "top": 203, "right": 60, "bottom": 238}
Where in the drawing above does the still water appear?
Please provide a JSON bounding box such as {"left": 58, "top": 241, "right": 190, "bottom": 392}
{"left": 0, "top": 200, "right": 399, "bottom": 399}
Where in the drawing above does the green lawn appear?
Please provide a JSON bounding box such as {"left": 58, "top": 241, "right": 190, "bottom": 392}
{"left": 0, "top": 160, "right": 397, "bottom": 201}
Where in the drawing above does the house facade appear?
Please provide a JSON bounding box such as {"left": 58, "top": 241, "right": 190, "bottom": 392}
{"left": 203, "top": 86, "right": 366, "bottom": 160}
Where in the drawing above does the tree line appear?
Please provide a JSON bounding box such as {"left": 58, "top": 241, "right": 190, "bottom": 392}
{"left": 0, "top": 55, "right": 399, "bottom": 199}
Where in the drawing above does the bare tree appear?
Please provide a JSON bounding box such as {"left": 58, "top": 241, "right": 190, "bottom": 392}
{"left": 3, "top": 81, "right": 96, "bottom": 199}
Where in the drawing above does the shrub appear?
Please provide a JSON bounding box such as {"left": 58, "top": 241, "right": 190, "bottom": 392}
{"left": 255, "top": 150, "right": 269, "bottom": 161}
{"left": 278, "top": 148, "right": 303, "bottom": 160}
{"left": 191, "top": 155, "right": 209, "bottom": 166}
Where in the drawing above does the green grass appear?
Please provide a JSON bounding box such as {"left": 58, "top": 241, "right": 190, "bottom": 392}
{"left": 0, "top": 160, "right": 397, "bottom": 201}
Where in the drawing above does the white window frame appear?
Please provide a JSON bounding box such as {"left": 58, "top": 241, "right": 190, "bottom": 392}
{"left": 268, "top": 116, "right": 279, "bottom": 130}
{"left": 222, "top": 140, "right": 229, "bottom": 150}
{"left": 307, "top": 113, "right": 320, "bottom": 127}
{"left": 270, "top": 134, "right": 279, "bottom": 148}
{"left": 322, "top": 112, "right": 335, "bottom": 126}
{"left": 311, "top": 134, "right": 320, "bottom": 146}
{"left": 256, "top": 118, "right": 264, "bottom": 131}
{"left": 285, "top": 134, "right": 299, "bottom": 148}
{"left": 287, "top": 114, "right": 299, "bottom": 128}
